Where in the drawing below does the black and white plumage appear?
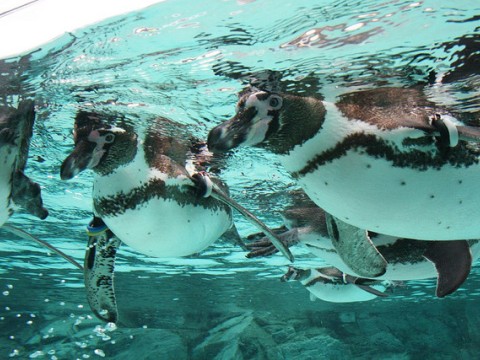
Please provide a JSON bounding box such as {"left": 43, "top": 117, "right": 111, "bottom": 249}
{"left": 61, "top": 112, "right": 233, "bottom": 258}
{"left": 208, "top": 87, "right": 480, "bottom": 241}
{"left": 281, "top": 266, "right": 393, "bottom": 303}
{"left": 247, "top": 191, "right": 480, "bottom": 298}
{"left": 0, "top": 100, "right": 48, "bottom": 226}
{"left": 61, "top": 112, "right": 236, "bottom": 323}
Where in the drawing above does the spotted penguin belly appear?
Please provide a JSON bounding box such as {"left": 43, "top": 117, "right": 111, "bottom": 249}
{"left": 299, "top": 150, "right": 480, "bottom": 240}
{"left": 100, "top": 198, "right": 231, "bottom": 257}
{"left": 92, "top": 161, "right": 232, "bottom": 258}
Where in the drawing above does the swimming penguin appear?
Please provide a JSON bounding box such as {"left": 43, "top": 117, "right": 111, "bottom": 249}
{"left": 61, "top": 111, "right": 288, "bottom": 323}
{"left": 61, "top": 112, "right": 234, "bottom": 258}
{"left": 281, "top": 266, "right": 393, "bottom": 303}
{"left": 208, "top": 86, "right": 480, "bottom": 242}
{"left": 247, "top": 191, "right": 480, "bottom": 297}
{"left": 0, "top": 100, "right": 82, "bottom": 269}
{"left": 0, "top": 100, "right": 48, "bottom": 225}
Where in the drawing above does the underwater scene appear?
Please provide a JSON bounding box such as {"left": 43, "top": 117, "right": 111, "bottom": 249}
{"left": 1, "top": 0, "right": 480, "bottom": 358}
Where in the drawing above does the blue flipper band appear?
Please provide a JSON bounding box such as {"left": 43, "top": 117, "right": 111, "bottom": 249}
{"left": 86, "top": 224, "right": 108, "bottom": 236}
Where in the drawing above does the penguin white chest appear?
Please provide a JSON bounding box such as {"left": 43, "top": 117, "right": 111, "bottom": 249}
{"left": 280, "top": 106, "right": 480, "bottom": 240}
{"left": 298, "top": 152, "right": 480, "bottom": 240}
{"left": 92, "top": 154, "right": 231, "bottom": 257}
{"left": 102, "top": 198, "right": 231, "bottom": 257}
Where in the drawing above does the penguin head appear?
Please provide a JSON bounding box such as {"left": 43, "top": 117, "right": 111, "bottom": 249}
{"left": 208, "top": 87, "right": 325, "bottom": 154}
{"left": 208, "top": 87, "right": 284, "bottom": 152}
{"left": 60, "top": 111, "right": 137, "bottom": 179}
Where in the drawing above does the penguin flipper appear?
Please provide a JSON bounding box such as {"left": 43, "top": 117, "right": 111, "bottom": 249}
{"left": 423, "top": 240, "right": 472, "bottom": 298}
{"left": 2, "top": 224, "right": 83, "bottom": 270}
{"left": 13, "top": 100, "right": 35, "bottom": 170}
{"left": 325, "top": 214, "right": 387, "bottom": 278}
{"left": 85, "top": 217, "right": 121, "bottom": 323}
{"left": 209, "top": 182, "right": 294, "bottom": 262}
{"left": 246, "top": 228, "right": 300, "bottom": 258}
{"left": 11, "top": 170, "right": 48, "bottom": 220}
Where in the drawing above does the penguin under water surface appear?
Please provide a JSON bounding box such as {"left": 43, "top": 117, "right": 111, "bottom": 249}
{"left": 61, "top": 111, "right": 240, "bottom": 323}
{"left": 0, "top": 100, "right": 47, "bottom": 225}
{"left": 208, "top": 86, "right": 480, "bottom": 242}
{"left": 246, "top": 190, "right": 479, "bottom": 299}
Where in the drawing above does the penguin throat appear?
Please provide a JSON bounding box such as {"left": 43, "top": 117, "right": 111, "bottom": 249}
{"left": 95, "top": 138, "right": 138, "bottom": 176}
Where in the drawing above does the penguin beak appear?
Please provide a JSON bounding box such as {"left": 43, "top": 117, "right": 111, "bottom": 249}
{"left": 208, "top": 107, "right": 265, "bottom": 152}
{"left": 60, "top": 140, "right": 99, "bottom": 180}
{"left": 208, "top": 90, "right": 282, "bottom": 153}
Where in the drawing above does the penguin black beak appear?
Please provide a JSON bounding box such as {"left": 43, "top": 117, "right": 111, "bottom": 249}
{"left": 207, "top": 124, "right": 237, "bottom": 153}
{"left": 60, "top": 140, "right": 96, "bottom": 180}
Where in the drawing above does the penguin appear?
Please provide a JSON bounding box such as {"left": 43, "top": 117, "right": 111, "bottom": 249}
{"left": 281, "top": 266, "right": 393, "bottom": 303}
{"left": 60, "top": 111, "right": 241, "bottom": 322}
{"left": 246, "top": 190, "right": 479, "bottom": 298}
{"left": 61, "top": 111, "right": 234, "bottom": 258}
{"left": 207, "top": 86, "right": 480, "bottom": 242}
{"left": 0, "top": 100, "right": 48, "bottom": 225}
{"left": 0, "top": 100, "right": 82, "bottom": 270}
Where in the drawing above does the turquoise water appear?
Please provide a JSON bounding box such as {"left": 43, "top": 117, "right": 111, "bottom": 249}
{"left": 1, "top": 0, "right": 480, "bottom": 358}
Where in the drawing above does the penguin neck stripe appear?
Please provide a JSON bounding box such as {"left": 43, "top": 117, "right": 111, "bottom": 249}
{"left": 93, "top": 178, "right": 229, "bottom": 217}
{"left": 292, "top": 133, "right": 479, "bottom": 178}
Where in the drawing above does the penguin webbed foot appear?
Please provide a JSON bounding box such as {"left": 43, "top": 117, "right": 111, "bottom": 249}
{"left": 246, "top": 225, "right": 288, "bottom": 241}
{"left": 423, "top": 240, "right": 472, "bottom": 298}
{"left": 246, "top": 228, "right": 299, "bottom": 258}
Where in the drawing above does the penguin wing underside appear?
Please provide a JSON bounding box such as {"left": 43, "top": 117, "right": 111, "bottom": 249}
{"left": 325, "top": 214, "right": 387, "bottom": 278}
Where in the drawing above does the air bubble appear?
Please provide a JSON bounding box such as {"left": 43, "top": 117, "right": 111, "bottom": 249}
{"left": 94, "top": 349, "right": 106, "bottom": 357}
{"left": 105, "top": 322, "right": 117, "bottom": 332}
{"left": 29, "top": 351, "right": 44, "bottom": 358}
{"left": 8, "top": 349, "right": 19, "bottom": 357}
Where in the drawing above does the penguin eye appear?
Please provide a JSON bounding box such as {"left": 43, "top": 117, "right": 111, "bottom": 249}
{"left": 104, "top": 133, "right": 115, "bottom": 144}
{"left": 269, "top": 96, "right": 282, "bottom": 110}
